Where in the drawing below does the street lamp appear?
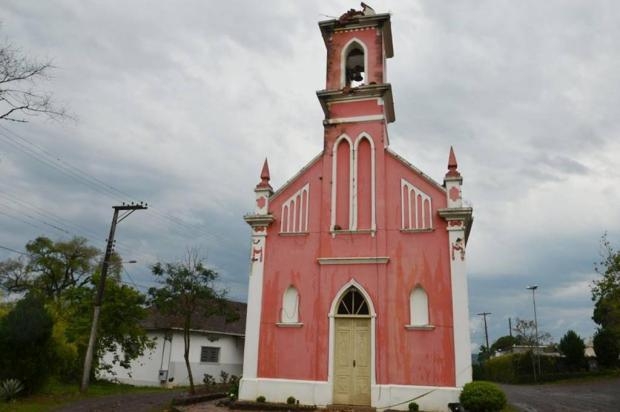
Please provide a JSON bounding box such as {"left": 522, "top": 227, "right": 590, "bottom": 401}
{"left": 526, "top": 285, "right": 540, "bottom": 378}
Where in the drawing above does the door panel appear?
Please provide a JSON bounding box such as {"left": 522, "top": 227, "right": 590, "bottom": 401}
{"left": 333, "top": 318, "right": 371, "bottom": 405}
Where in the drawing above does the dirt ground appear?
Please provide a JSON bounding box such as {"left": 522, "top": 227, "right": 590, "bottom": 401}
{"left": 53, "top": 391, "right": 182, "bottom": 412}
{"left": 500, "top": 377, "right": 620, "bottom": 412}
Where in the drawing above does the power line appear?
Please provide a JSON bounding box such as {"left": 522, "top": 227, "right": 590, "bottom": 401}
{"left": 0, "top": 244, "right": 27, "bottom": 256}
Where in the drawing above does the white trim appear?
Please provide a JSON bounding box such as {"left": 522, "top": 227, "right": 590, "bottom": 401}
{"left": 280, "top": 183, "right": 310, "bottom": 233}
{"left": 331, "top": 134, "right": 353, "bottom": 231}
{"left": 327, "top": 279, "right": 377, "bottom": 396}
{"left": 340, "top": 38, "right": 369, "bottom": 88}
{"left": 325, "top": 114, "right": 385, "bottom": 124}
{"left": 317, "top": 257, "right": 389, "bottom": 265}
{"left": 404, "top": 325, "right": 436, "bottom": 331}
{"left": 401, "top": 178, "right": 433, "bottom": 230}
{"left": 275, "top": 322, "right": 304, "bottom": 328}
{"left": 239, "top": 378, "right": 462, "bottom": 411}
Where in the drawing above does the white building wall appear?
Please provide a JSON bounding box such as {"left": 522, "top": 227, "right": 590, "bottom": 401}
{"left": 99, "top": 330, "right": 244, "bottom": 387}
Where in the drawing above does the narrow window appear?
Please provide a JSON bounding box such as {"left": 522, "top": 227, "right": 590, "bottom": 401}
{"left": 355, "top": 136, "right": 373, "bottom": 230}
{"left": 200, "top": 346, "right": 220, "bottom": 363}
{"left": 410, "top": 287, "right": 429, "bottom": 326}
{"left": 345, "top": 43, "right": 365, "bottom": 87}
{"left": 335, "top": 139, "right": 351, "bottom": 230}
{"left": 281, "top": 286, "right": 299, "bottom": 323}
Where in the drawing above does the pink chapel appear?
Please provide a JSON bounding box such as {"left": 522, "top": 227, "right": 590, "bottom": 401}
{"left": 239, "top": 6, "right": 473, "bottom": 411}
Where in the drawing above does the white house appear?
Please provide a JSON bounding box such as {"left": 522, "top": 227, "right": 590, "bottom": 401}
{"left": 99, "top": 301, "right": 246, "bottom": 387}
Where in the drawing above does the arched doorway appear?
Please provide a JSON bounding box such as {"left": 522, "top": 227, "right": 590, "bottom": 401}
{"left": 333, "top": 286, "right": 371, "bottom": 405}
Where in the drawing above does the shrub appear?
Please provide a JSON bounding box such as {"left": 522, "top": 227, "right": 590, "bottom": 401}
{"left": 287, "top": 396, "right": 296, "bottom": 405}
{"left": 228, "top": 375, "right": 240, "bottom": 400}
{"left": 256, "top": 395, "right": 266, "bottom": 403}
{"left": 0, "top": 294, "right": 55, "bottom": 393}
{"left": 593, "top": 328, "right": 619, "bottom": 368}
{"left": 220, "top": 370, "right": 230, "bottom": 384}
{"left": 559, "top": 330, "right": 585, "bottom": 370}
{"left": 203, "top": 373, "right": 215, "bottom": 385}
{"left": 459, "top": 381, "right": 506, "bottom": 412}
{"left": 408, "top": 401, "right": 419, "bottom": 411}
{"left": 0, "top": 378, "right": 24, "bottom": 401}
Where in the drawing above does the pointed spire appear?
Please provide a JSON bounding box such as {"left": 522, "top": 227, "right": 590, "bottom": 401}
{"left": 256, "top": 158, "right": 273, "bottom": 190}
{"left": 446, "top": 146, "right": 461, "bottom": 177}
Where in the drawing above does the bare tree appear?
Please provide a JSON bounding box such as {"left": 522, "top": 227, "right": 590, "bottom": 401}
{"left": 0, "top": 39, "right": 66, "bottom": 122}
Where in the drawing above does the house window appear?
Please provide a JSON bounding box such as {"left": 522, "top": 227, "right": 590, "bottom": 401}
{"left": 200, "top": 346, "right": 220, "bottom": 363}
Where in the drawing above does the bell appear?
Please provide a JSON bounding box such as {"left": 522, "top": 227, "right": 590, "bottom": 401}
{"left": 352, "top": 70, "right": 363, "bottom": 82}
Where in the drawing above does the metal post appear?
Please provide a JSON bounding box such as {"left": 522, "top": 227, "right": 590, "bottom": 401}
{"left": 527, "top": 285, "right": 540, "bottom": 379}
{"left": 477, "top": 312, "right": 492, "bottom": 353}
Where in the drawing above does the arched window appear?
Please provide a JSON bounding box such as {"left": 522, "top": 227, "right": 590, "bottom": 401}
{"left": 281, "top": 286, "right": 299, "bottom": 323}
{"left": 410, "top": 286, "right": 429, "bottom": 326}
{"left": 343, "top": 40, "right": 367, "bottom": 87}
{"left": 337, "top": 287, "right": 369, "bottom": 315}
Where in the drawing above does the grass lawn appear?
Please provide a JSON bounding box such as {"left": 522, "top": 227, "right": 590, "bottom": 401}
{"left": 0, "top": 379, "right": 171, "bottom": 412}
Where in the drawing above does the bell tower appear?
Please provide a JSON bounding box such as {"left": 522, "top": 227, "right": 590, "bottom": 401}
{"left": 317, "top": 7, "right": 394, "bottom": 232}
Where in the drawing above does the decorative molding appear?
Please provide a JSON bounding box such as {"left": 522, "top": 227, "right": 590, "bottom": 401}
{"left": 275, "top": 322, "right": 304, "bottom": 328}
{"left": 400, "top": 228, "right": 434, "bottom": 234}
{"left": 281, "top": 183, "right": 310, "bottom": 233}
{"left": 324, "top": 114, "right": 384, "bottom": 125}
{"left": 404, "top": 325, "right": 436, "bottom": 331}
{"left": 278, "top": 232, "right": 309, "bottom": 237}
{"left": 317, "top": 257, "right": 389, "bottom": 265}
{"left": 401, "top": 179, "right": 433, "bottom": 230}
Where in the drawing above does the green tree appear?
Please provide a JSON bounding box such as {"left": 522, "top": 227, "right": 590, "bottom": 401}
{"left": 148, "top": 250, "right": 237, "bottom": 394}
{"left": 0, "top": 294, "right": 55, "bottom": 393}
{"left": 490, "top": 335, "right": 518, "bottom": 354}
{"left": 0, "top": 237, "right": 150, "bottom": 382}
{"left": 592, "top": 234, "right": 620, "bottom": 348}
{"left": 558, "top": 330, "right": 585, "bottom": 370}
{"left": 593, "top": 328, "right": 619, "bottom": 368}
{"left": 65, "top": 274, "right": 152, "bottom": 379}
{"left": 0, "top": 236, "right": 100, "bottom": 301}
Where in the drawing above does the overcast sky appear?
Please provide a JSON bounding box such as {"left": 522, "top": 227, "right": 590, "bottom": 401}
{"left": 1, "top": 0, "right": 619, "bottom": 352}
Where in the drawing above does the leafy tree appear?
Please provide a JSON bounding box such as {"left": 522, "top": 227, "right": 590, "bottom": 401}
{"left": 0, "top": 237, "right": 150, "bottom": 382}
{"left": 0, "top": 294, "right": 55, "bottom": 393}
{"left": 148, "top": 250, "right": 237, "bottom": 394}
{"left": 593, "top": 328, "right": 619, "bottom": 368}
{"left": 558, "top": 330, "right": 585, "bottom": 370}
{"left": 0, "top": 236, "right": 100, "bottom": 301}
{"left": 65, "top": 274, "right": 152, "bottom": 378}
{"left": 591, "top": 234, "right": 620, "bottom": 348}
{"left": 490, "top": 335, "right": 518, "bottom": 354}
{"left": 0, "top": 37, "right": 66, "bottom": 122}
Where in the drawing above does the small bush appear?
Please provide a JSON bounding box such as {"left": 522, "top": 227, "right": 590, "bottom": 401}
{"left": 228, "top": 375, "right": 240, "bottom": 400}
{"left": 220, "top": 370, "right": 230, "bottom": 384}
{"left": 256, "top": 395, "right": 266, "bottom": 403}
{"left": 459, "top": 381, "right": 506, "bottom": 412}
{"left": 408, "top": 401, "right": 419, "bottom": 411}
{"left": 287, "top": 396, "right": 296, "bottom": 405}
{"left": 0, "top": 378, "right": 24, "bottom": 401}
{"left": 203, "top": 373, "right": 215, "bottom": 385}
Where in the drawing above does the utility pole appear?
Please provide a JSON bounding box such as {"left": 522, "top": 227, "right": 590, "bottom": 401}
{"left": 509, "top": 317, "right": 512, "bottom": 337}
{"left": 477, "top": 312, "right": 492, "bottom": 352}
{"left": 80, "top": 202, "right": 147, "bottom": 392}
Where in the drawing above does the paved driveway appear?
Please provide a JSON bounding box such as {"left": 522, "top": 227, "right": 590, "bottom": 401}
{"left": 499, "top": 378, "right": 620, "bottom": 412}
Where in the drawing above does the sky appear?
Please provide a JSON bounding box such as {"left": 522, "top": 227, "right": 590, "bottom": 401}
{"left": 1, "top": 0, "right": 619, "bottom": 352}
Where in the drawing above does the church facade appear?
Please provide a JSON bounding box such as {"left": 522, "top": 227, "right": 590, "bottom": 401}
{"left": 239, "top": 7, "right": 473, "bottom": 411}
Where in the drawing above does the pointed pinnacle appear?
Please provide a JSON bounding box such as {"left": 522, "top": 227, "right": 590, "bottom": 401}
{"left": 446, "top": 146, "right": 461, "bottom": 177}
{"left": 256, "top": 158, "right": 273, "bottom": 189}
